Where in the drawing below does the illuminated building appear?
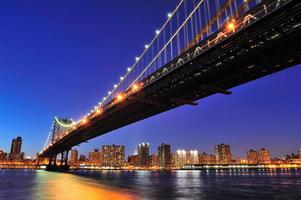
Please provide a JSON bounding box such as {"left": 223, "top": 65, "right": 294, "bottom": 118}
{"left": 9, "top": 136, "right": 22, "bottom": 160}
{"left": 175, "top": 149, "right": 187, "bottom": 167}
{"left": 258, "top": 148, "right": 271, "bottom": 164}
{"left": 174, "top": 149, "right": 199, "bottom": 167}
{"left": 187, "top": 150, "right": 199, "bottom": 164}
{"left": 70, "top": 149, "right": 78, "bottom": 164}
{"left": 138, "top": 143, "right": 149, "bottom": 166}
{"left": 247, "top": 149, "right": 258, "bottom": 164}
{"left": 88, "top": 149, "right": 102, "bottom": 165}
{"left": 215, "top": 144, "right": 232, "bottom": 164}
{"left": 158, "top": 143, "right": 171, "bottom": 167}
{"left": 102, "top": 144, "right": 125, "bottom": 167}
{"left": 0, "top": 150, "right": 7, "bottom": 160}
{"left": 299, "top": 149, "right": 301, "bottom": 159}
{"left": 199, "top": 152, "right": 216, "bottom": 164}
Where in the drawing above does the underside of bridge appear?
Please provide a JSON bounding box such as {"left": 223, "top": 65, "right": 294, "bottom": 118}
{"left": 41, "top": 0, "right": 301, "bottom": 170}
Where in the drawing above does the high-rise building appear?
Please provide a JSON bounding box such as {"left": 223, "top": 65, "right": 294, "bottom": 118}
{"left": 247, "top": 149, "right": 258, "bottom": 164}
{"left": 215, "top": 144, "right": 232, "bottom": 164}
{"left": 89, "top": 149, "right": 102, "bottom": 165}
{"left": 299, "top": 149, "right": 301, "bottom": 159}
{"left": 158, "top": 143, "right": 171, "bottom": 167}
{"left": 258, "top": 148, "right": 271, "bottom": 164}
{"left": 102, "top": 145, "right": 125, "bottom": 167}
{"left": 9, "top": 136, "right": 22, "bottom": 160}
{"left": 138, "top": 143, "right": 149, "bottom": 166}
{"left": 70, "top": 149, "right": 78, "bottom": 164}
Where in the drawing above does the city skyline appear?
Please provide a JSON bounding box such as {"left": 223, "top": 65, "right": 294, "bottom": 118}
{"left": 0, "top": 0, "right": 301, "bottom": 158}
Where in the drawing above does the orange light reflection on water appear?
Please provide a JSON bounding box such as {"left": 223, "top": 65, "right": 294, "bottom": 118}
{"left": 36, "top": 171, "right": 139, "bottom": 200}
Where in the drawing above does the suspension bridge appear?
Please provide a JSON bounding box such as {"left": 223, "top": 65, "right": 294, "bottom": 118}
{"left": 38, "top": 0, "right": 301, "bottom": 171}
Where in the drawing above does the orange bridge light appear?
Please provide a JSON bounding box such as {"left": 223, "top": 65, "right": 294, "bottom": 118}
{"left": 117, "top": 94, "right": 124, "bottom": 101}
{"left": 227, "top": 20, "right": 236, "bottom": 32}
{"left": 132, "top": 83, "right": 140, "bottom": 92}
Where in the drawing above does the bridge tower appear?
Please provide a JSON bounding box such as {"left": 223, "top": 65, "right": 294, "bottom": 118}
{"left": 44, "top": 117, "right": 74, "bottom": 171}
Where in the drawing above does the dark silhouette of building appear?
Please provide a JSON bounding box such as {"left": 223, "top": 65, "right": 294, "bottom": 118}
{"left": 158, "top": 143, "right": 171, "bottom": 167}
{"left": 79, "top": 154, "right": 87, "bottom": 162}
{"left": 138, "top": 143, "right": 149, "bottom": 166}
{"left": 128, "top": 154, "right": 139, "bottom": 166}
{"left": 9, "top": 136, "right": 22, "bottom": 160}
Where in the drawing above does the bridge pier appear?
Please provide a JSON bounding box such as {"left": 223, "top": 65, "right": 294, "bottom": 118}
{"left": 46, "top": 150, "right": 70, "bottom": 172}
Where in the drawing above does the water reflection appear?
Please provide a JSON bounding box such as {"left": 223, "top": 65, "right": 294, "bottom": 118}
{"left": 1, "top": 169, "right": 301, "bottom": 200}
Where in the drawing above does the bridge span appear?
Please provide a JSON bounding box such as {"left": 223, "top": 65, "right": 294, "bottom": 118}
{"left": 39, "top": 0, "right": 301, "bottom": 170}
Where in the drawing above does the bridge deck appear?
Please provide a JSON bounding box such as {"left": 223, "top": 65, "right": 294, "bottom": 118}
{"left": 42, "top": 0, "right": 301, "bottom": 156}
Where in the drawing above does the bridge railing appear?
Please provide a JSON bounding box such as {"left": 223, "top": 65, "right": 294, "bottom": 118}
{"left": 98, "top": 0, "right": 263, "bottom": 107}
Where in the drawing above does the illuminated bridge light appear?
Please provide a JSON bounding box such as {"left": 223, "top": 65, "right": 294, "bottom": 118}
{"left": 117, "top": 94, "right": 124, "bottom": 101}
{"left": 96, "top": 108, "right": 102, "bottom": 114}
{"left": 127, "top": 67, "right": 132, "bottom": 72}
{"left": 120, "top": 76, "right": 124, "bottom": 81}
{"left": 155, "top": 29, "right": 160, "bottom": 35}
{"left": 144, "top": 44, "right": 149, "bottom": 49}
{"left": 82, "top": 118, "right": 88, "bottom": 124}
{"left": 227, "top": 20, "right": 236, "bottom": 32}
{"left": 132, "top": 83, "right": 140, "bottom": 92}
{"left": 167, "top": 13, "right": 172, "bottom": 18}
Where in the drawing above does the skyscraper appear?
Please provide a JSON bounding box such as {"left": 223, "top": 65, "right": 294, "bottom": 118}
{"left": 215, "top": 144, "right": 232, "bottom": 164}
{"left": 9, "top": 136, "right": 22, "bottom": 160}
{"left": 102, "top": 144, "right": 125, "bottom": 167}
{"left": 247, "top": 149, "right": 258, "bottom": 164}
{"left": 138, "top": 143, "right": 149, "bottom": 166}
{"left": 158, "top": 143, "right": 171, "bottom": 167}
{"left": 70, "top": 148, "right": 78, "bottom": 164}
{"left": 258, "top": 148, "right": 271, "bottom": 164}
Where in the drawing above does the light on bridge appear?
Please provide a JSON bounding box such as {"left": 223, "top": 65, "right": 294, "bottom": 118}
{"left": 167, "top": 13, "right": 172, "bottom": 18}
{"left": 227, "top": 20, "right": 236, "bottom": 32}
{"left": 155, "top": 30, "right": 160, "bottom": 35}
{"left": 132, "top": 83, "right": 140, "bottom": 92}
{"left": 96, "top": 108, "right": 102, "bottom": 114}
{"left": 82, "top": 118, "right": 88, "bottom": 124}
{"left": 117, "top": 94, "right": 124, "bottom": 102}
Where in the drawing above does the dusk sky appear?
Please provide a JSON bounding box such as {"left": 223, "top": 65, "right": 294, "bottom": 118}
{"left": 0, "top": 0, "right": 300, "bottom": 159}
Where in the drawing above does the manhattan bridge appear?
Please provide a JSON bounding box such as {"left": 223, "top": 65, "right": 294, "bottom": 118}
{"left": 38, "top": 0, "right": 301, "bottom": 171}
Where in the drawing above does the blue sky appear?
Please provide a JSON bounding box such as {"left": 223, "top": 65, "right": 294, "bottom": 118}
{"left": 0, "top": 0, "right": 300, "bottom": 158}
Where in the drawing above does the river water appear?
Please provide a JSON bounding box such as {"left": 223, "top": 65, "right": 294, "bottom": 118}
{"left": 0, "top": 169, "right": 301, "bottom": 200}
